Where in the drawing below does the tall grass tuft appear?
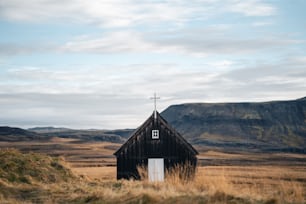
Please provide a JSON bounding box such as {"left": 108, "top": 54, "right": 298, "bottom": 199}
{"left": 136, "top": 164, "right": 148, "bottom": 181}
{"left": 137, "top": 161, "right": 196, "bottom": 183}
{"left": 165, "top": 161, "right": 196, "bottom": 185}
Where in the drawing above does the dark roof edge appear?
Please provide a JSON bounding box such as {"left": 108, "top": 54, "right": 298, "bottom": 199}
{"left": 157, "top": 112, "right": 198, "bottom": 155}
{"left": 113, "top": 112, "right": 154, "bottom": 156}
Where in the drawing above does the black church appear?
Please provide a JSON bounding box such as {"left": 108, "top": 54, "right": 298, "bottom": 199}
{"left": 114, "top": 108, "right": 198, "bottom": 181}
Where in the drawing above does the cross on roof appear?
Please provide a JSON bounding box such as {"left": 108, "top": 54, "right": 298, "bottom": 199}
{"left": 150, "top": 93, "right": 160, "bottom": 119}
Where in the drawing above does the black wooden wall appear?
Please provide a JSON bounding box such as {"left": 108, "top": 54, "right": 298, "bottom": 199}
{"left": 115, "top": 112, "right": 197, "bottom": 180}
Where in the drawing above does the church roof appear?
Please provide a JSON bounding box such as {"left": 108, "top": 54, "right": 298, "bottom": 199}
{"left": 114, "top": 111, "right": 198, "bottom": 156}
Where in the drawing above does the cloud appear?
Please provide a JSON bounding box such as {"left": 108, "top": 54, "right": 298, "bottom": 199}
{"left": 252, "top": 21, "right": 273, "bottom": 27}
{"left": 1, "top": 56, "right": 306, "bottom": 128}
{"left": 60, "top": 31, "right": 157, "bottom": 53}
{"left": 0, "top": 43, "right": 48, "bottom": 56}
{"left": 0, "top": 65, "right": 221, "bottom": 128}
{"left": 153, "top": 34, "right": 297, "bottom": 56}
{"left": 0, "top": 0, "right": 197, "bottom": 27}
{"left": 0, "top": 0, "right": 277, "bottom": 27}
{"left": 3, "top": 0, "right": 306, "bottom": 129}
{"left": 2, "top": 64, "right": 194, "bottom": 95}
{"left": 0, "top": 93, "right": 150, "bottom": 129}
{"left": 59, "top": 28, "right": 299, "bottom": 56}
{"left": 229, "top": 0, "right": 276, "bottom": 16}
{"left": 1, "top": 27, "right": 300, "bottom": 57}
{"left": 216, "top": 58, "right": 306, "bottom": 101}
{"left": 0, "top": 1, "right": 281, "bottom": 57}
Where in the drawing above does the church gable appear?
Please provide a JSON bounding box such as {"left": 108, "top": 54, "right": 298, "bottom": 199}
{"left": 114, "top": 111, "right": 198, "bottom": 157}
{"left": 114, "top": 94, "right": 197, "bottom": 180}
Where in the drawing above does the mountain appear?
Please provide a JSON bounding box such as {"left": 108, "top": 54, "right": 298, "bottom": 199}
{"left": 28, "top": 127, "right": 71, "bottom": 133}
{"left": 103, "top": 129, "right": 135, "bottom": 139}
{"left": 161, "top": 97, "right": 306, "bottom": 152}
{"left": 2, "top": 96, "right": 306, "bottom": 152}
{"left": 0, "top": 126, "right": 132, "bottom": 143}
{"left": 29, "top": 127, "right": 133, "bottom": 143}
{"left": 0, "top": 126, "right": 45, "bottom": 141}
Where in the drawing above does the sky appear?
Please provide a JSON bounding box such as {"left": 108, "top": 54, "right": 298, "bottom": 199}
{"left": 0, "top": 0, "right": 306, "bottom": 129}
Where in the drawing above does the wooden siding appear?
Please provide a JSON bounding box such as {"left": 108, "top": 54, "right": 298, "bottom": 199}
{"left": 114, "top": 111, "right": 198, "bottom": 180}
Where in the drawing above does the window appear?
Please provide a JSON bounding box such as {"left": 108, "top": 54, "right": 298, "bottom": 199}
{"left": 152, "top": 130, "right": 159, "bottom": 139}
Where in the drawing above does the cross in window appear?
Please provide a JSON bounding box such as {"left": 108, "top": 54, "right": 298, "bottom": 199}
{"left": 152, "top": 130, "right": 159, "bottom": 139}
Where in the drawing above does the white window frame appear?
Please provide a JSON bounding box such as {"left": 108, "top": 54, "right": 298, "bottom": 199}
{"left": 152, "top": 129, "right": 159, "bottom": 139}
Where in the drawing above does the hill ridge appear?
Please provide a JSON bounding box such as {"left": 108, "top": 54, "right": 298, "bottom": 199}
{"left": 0, "top": 126, "right": 44, "bottom": 141}
{"left": 161, "top": 96, "right": 306, "bottom": 152}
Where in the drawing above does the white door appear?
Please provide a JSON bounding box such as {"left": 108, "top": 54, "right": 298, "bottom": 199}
{"left": 148, "top": 158, "right": 164, "bottom": 182}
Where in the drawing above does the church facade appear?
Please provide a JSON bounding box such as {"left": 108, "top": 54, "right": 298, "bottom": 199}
{"left": 114, "top": 110, "right": 198, "bottom": 181}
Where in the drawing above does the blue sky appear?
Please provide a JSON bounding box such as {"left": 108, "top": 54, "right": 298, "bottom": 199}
{"left": 0, "top": 0, "right": 306, "bottom": 129}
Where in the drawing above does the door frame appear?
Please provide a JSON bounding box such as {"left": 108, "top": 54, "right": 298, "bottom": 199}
{"left": 148, "top": 158, "right": 164, "bottom": 182}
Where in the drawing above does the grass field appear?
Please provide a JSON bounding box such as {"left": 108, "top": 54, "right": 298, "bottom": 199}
{"left": 2, "top": 163, "right": 305, "bottom": 203}
{"left": 1, "top": 139, "right": 306, "bottom": 203}
{"left": 0, "top": 138, "right": 120, "bottom": 167}
{"left": 1, "top": 138, "right": 306, "bottom": 167}
{"left": 70, "top": 165, "right": 306, "bottom": 203}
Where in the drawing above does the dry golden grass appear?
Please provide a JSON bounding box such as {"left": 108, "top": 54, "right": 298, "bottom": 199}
{"left": 72, "top": 166, "right": 116, "bottom": 180}
{"left": 195, "top": 166, "right": 306, "bottom": 203}
{"left": 67, "top": 165, "right": 306, "bottom": 204}
{"left": 0, "top": 140, "right": 120, "bottom": 167}
{"left": 1, "top": 165, "right": 306, "bottom": 203}
{"left": 1, "top": 141, "right": 306, "bottom": 203}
